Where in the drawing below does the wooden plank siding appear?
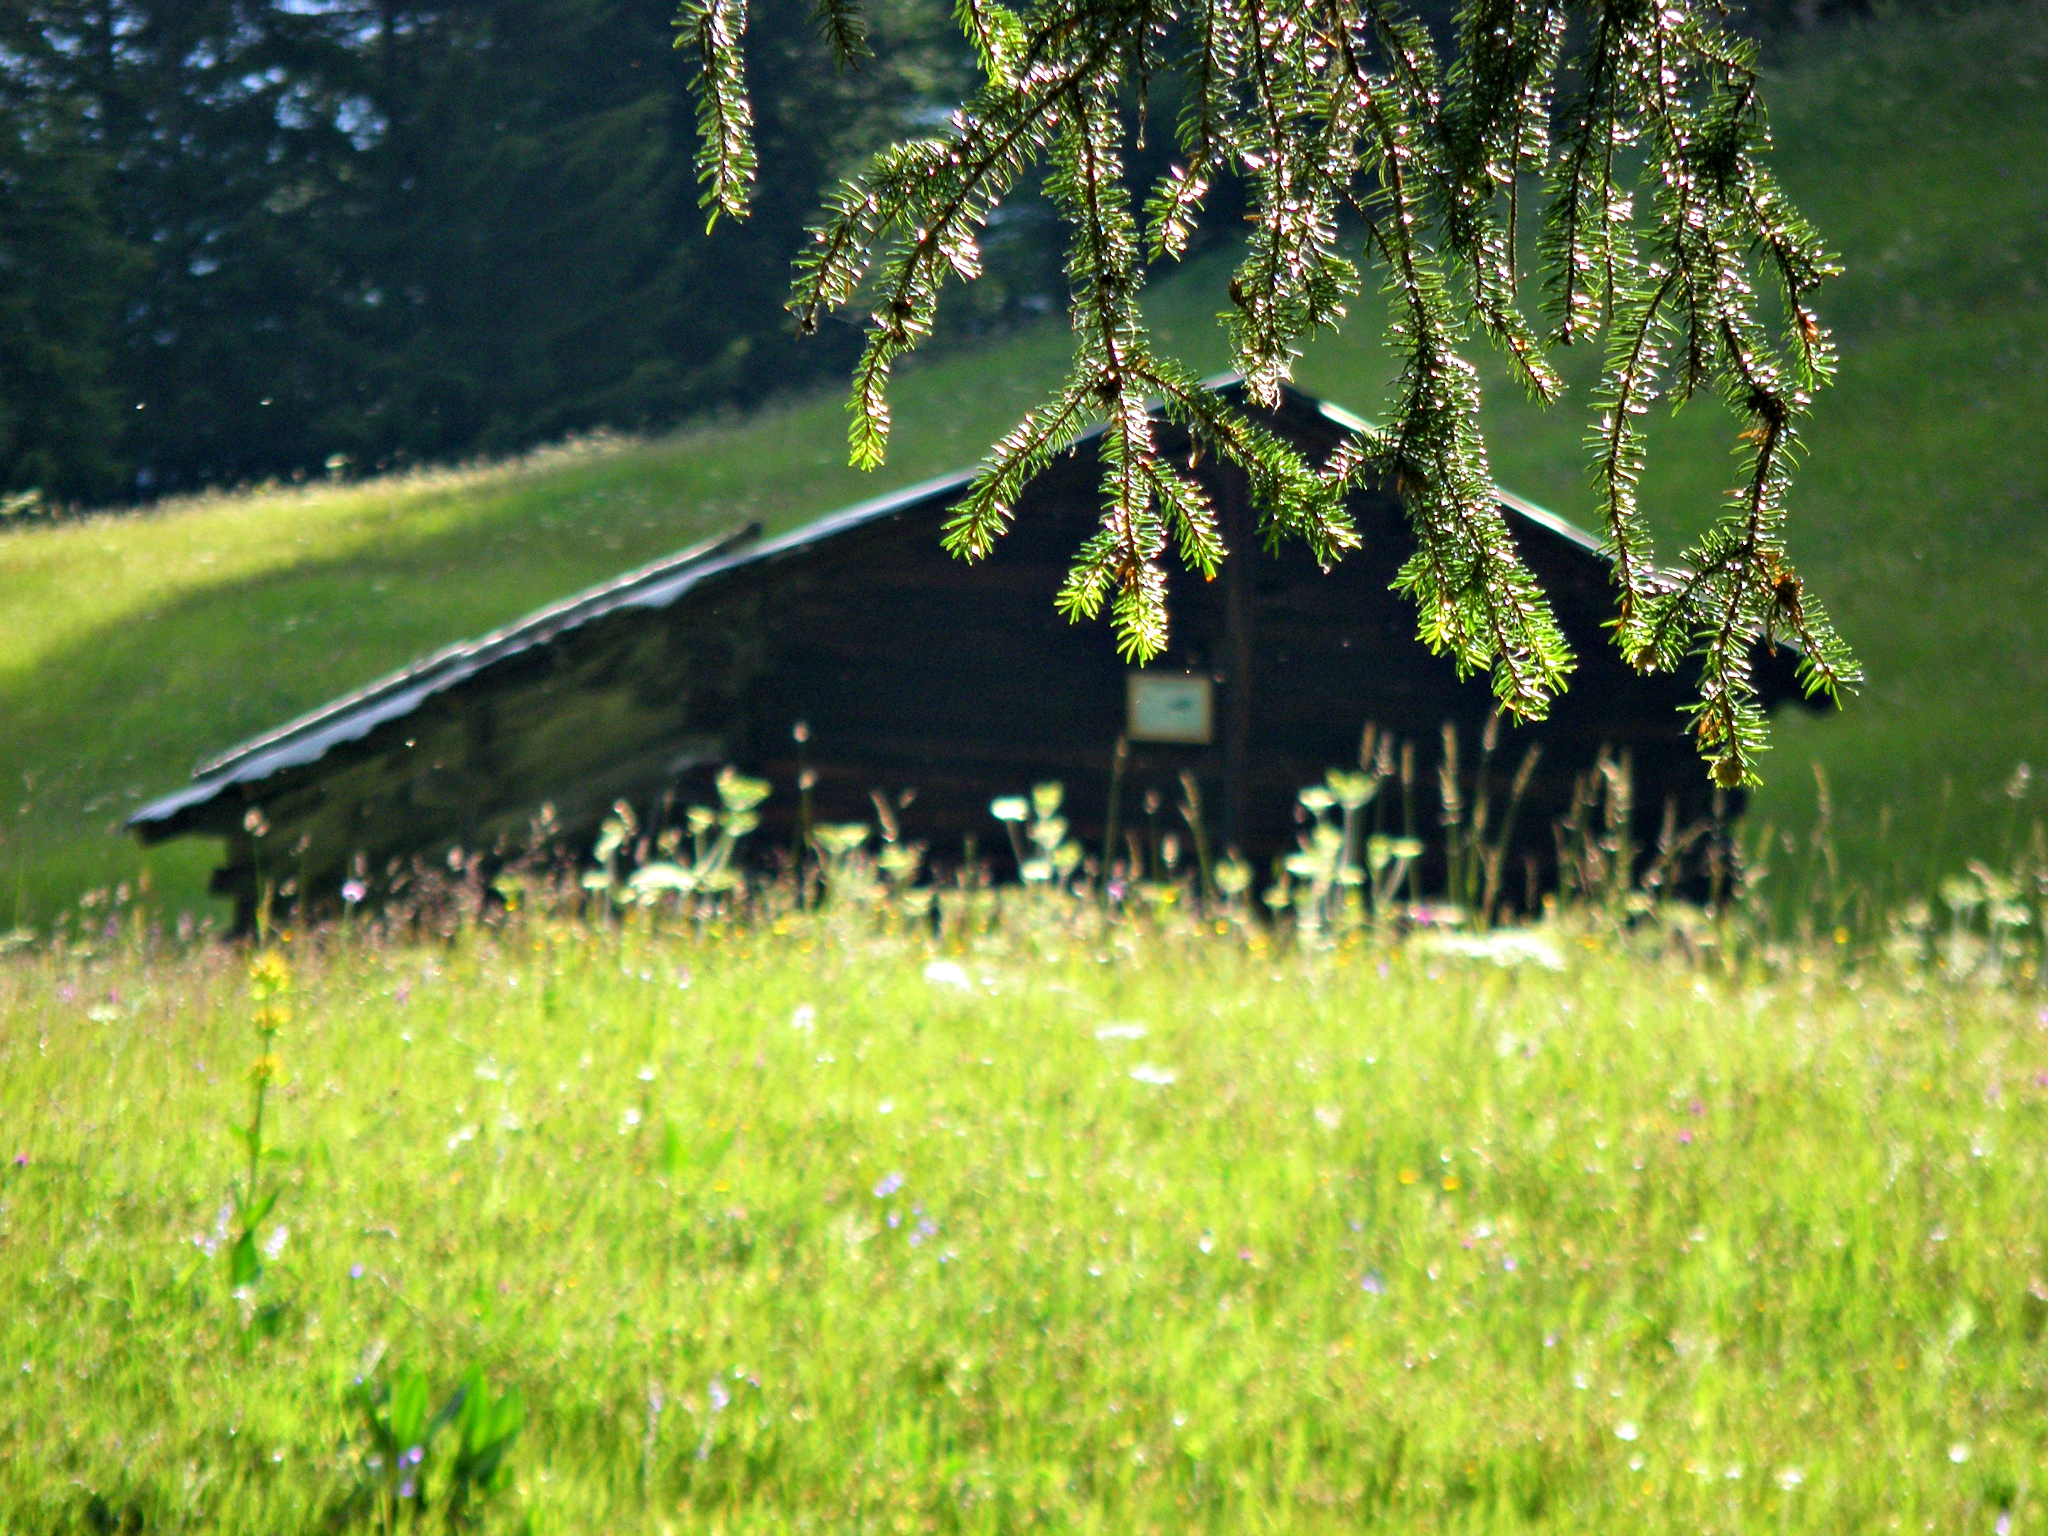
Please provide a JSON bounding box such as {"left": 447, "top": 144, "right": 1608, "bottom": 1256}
{"left": 131, "top": 383, "right": 1817, "bottom": 926}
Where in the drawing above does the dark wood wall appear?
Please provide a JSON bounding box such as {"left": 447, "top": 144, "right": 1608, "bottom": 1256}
{"left": 716, "top": 396, "right": 1741, "bottom": 896}
{"left": 156, "top": 390, "right": 1803, "bottom": 919}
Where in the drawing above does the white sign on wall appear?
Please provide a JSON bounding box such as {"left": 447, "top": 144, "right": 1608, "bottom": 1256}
{"left": 1126, "top": 672, "right": 1214, "bottom": 744}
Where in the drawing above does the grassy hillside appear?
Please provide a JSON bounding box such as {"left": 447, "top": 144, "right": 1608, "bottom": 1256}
{"left": 1, "top": 4, "right": 2042, "bottom": 925}
{"left": 6, "top": 915, "right": 2045, "bottom": 1532}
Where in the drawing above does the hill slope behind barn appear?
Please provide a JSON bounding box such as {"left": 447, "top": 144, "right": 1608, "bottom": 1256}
{"left": 130, "top": 383, "right": 1813, "bottom": 926}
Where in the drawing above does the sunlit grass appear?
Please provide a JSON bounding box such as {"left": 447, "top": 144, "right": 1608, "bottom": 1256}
{"left": 3, "top": 912, "right": 2043, "bottom": 1532}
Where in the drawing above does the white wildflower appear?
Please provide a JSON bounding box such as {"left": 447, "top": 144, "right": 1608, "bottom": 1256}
{"left": 1420, "top": 931, "right": 1566, "bottom": 970}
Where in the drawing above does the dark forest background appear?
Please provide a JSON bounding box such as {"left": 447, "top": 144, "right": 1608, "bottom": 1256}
{"left": 0, "top": 0, "right": 1929, "bottom": 505}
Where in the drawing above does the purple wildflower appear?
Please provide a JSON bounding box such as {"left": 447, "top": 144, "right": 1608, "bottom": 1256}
{"left": 11, "top": 1152, "right": 24, "bottom": 1168}
{"left": 1360, "top": 1271, "right": 1386, "bottom": 1295}
{"left": 349, "top": 1264, "right": 364, "bottom": 1280}
{"left": 873, "top": 1171, "right": 905, "bottom": 1199}
{"left": 341, "top": 879, "right": 367, "bottom": 905}
{"left": 708, "top": 1378, "right": 730, "bottom": 1412}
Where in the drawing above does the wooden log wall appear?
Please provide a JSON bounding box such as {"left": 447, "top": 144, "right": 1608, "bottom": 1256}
{"left": 160, "top": 388, "right": 1804, "bottom": 923}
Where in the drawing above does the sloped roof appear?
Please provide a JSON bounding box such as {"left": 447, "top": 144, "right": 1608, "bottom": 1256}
{"left": 130, "top": 380, "right": 1612, "bottom": 835}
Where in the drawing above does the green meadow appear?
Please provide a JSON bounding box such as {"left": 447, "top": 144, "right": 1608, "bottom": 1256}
{"left": 0, "top": 4, "right": 2043, "bottom": 924}
{"left": 4, "top": 904, "right": 2046, "bottom": 1534}
{"left": 3, "top": 6, "right": 2046, "bottom": 1533}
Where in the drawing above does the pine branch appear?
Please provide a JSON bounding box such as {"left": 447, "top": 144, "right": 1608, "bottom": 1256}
{"left": 944, "top": 383, "right": 1096, "bottom": 560}
{"left": 675, "top": 0, "right": 755, "bottom": 227}
{"left": 680, "top": 0, "right": 1857, "bottom": 785}
{"left": 1146, "top": 359, "right": 1352, "bottom": 564}
{"left": 1051, "top": 83, "right": 1173, "bottom": 658}
{"left": 1591, "top": 261, "right": 1678, "bottom": 637}
{"left": 1332, "top": 3, "right": 1573, "bottom": 718}
{"left": 1440, "top": 0, "right": 1565, "bottom": 397}
{"left": 1222, "top": 0, "right": 1359, "bottom": 407}
{"left": 815, "top": 0, "right": 872, "bottom": 67}
{"left": 955, "top": 0, "right": 1026, "bottom": 83}
{"left": 1540, "top": 0, "right": 1630, "bottom": 345}
{"left": 1145, "top": 0, "right": 1239, "bottom": 259}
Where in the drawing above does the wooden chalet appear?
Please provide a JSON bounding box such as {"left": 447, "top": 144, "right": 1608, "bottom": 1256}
{"left": 130, "top": 380, "right": 1818, "bottom": 925}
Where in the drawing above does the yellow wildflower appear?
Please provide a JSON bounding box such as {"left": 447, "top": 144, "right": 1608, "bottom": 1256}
{"left": 248, "top": 951, "right": 292, "bottom": 998}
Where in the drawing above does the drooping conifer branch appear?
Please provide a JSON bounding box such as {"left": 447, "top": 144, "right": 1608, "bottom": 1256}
{"left": 815, "top": 0, "right": 874, "bottom": 65}
{"left": 683, "top": 0, "right": 1858, "bottom": 784}
{"left": 676, "top": 0, "right": 756, "bottom": 226}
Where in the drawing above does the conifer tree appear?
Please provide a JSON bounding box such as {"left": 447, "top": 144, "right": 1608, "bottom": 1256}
{"left": 0, "top": 0, "right": 973, "bottom": 499}
{"left": 681, "top": 0, "right": 1860, "bottom": 786}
